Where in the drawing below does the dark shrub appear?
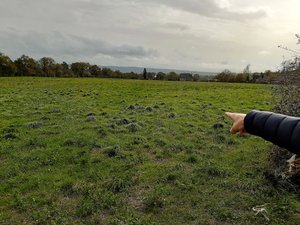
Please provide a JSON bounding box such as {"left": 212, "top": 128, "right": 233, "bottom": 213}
{"left": 268, "top": 54, "right": 300, "bottom": 186}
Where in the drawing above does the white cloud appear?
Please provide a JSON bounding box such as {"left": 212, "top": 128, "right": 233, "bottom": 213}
{"left": 258, "top": 50, "right": 271, "bottom": 55}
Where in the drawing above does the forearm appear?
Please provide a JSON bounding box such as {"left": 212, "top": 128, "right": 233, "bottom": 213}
{"left": 244, "top": 110, "right": 300, "bottom": 155}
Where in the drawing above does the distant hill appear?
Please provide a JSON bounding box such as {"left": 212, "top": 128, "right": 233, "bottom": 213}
{"left": 101, "top": 66, "right": 217, "bottom": 76}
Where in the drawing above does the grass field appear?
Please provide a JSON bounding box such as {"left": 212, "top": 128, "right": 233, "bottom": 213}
{"left": 1, "top": 77, "right": 300, "bottom": 225}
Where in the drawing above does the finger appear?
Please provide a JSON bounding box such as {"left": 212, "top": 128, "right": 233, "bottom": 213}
{"left": 225, "top": 112, "right": 235, "bottom": 121}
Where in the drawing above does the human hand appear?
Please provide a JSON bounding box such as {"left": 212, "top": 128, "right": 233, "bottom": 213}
{"left": 225, "top": 112, "right": 246, "bottom": 135}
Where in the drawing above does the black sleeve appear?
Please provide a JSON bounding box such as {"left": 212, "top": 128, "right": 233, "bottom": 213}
{"left": 244, "top": 110, "right": 300, "bottom": 155}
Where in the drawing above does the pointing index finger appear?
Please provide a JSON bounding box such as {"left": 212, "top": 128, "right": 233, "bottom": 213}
{"left": 225, "top": 112, "right": 234, "bottom": 121}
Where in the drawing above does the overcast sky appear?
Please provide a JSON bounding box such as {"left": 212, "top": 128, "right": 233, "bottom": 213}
{"left": 0, "top": 0, "right": 299, "bottom": 72}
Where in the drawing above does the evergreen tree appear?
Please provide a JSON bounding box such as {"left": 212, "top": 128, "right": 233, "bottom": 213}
{"left": 143, "top": 68, "right": 147, "bottom": 80}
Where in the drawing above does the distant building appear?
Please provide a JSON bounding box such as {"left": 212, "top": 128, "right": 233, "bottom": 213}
{"left": 179, "top": 73, "right": 193, "bottom": 81}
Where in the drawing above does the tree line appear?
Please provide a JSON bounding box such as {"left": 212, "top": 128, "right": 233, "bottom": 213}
{"left": 215, "top": 65, "right": 281, "bottom": 84}
{"left": 0, "top": 52, "right": 142, "bottom": 79}
{"left": 0, "top": 52, "right": 197, "bottom": 81}
{"left": 0, "top": 51, "right": 282, "bottom": 83}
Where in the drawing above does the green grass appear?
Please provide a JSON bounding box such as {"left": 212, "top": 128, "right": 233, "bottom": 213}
{"left": 1, "top": 77, "right": 300, "bottom": 224}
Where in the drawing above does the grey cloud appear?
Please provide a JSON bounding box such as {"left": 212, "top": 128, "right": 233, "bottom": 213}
{"left": 32, "top": 0, "right": 267, "bottom": 21}
{"left": 221, "top": 61, "right": 229, "bottom": 65}
{"left": 70, "top": 35, "right": 158, "bottom": 58}
{"left": 163, "top": 23, "right": 190, "bottom": 31}
{"left": 0, "top": 30, "right": 158, "bottom": 59}
{"left": 133, "top": 0, "right": 267, "bottom": 21}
